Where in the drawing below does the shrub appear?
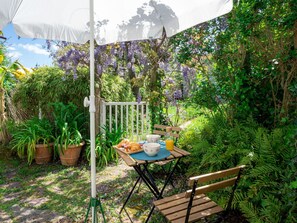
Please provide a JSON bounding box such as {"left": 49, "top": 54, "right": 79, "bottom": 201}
{"left": 86, "top": 126, "right": 124, "bottom": 169}
{"left": 178, "top": 113, "right": 297, "bottom": 223}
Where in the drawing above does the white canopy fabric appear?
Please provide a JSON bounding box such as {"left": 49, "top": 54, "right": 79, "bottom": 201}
{"left": 0, "top": 0, "right": 233, "bottom": 222}
{"left": 0, "top": 0, "right": 232, "bottom": 45}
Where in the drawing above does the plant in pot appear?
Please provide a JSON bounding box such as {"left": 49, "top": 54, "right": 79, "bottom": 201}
{"left": 52, "top": 102, "right": 86, "bottom": 166}
{"left": 10, "top": 117, "right": 54, "bottom": 165}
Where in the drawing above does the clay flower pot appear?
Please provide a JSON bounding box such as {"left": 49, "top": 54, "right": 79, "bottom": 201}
{"left": 59, "top": 142, "right": 84, "bottom": 166}
{"left": 35, "top": 143, "right": 53, "bottom": 164}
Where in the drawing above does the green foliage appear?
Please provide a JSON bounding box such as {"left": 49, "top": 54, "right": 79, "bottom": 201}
{"left": 13, "top": 66, "right": 89, "bottom": 117}
{"left": 86, "top": 126, "right": 123, "bottom": 169}
{"left": 52, "top": 102, "right": 86, "bottom": 152}
{"left": 9, "top": 117, "right": 53, "bottom": 164}
{"left": 100, "top": 73, "right": 134, "bottom": 102}
{"left": 179, "top": 113, "right": 297, "bottom": 222}
{"left": 173, "top": 0, "right": 297, "bottom": 127}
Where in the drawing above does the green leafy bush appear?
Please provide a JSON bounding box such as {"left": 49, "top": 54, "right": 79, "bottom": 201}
{"left": 179, "top": 113, "right": 297, "bottom": 222}
{"left": 13, "top": 66, "right": 89, "bottom": 118}
{"left": 86, "top": 126, "right": 123, "bottom": 169}
{"left": 9, "top": 117, "right": 53, "bottom": 164}
{"left": 100, "top": 73, "right": 134, "bottom": 102}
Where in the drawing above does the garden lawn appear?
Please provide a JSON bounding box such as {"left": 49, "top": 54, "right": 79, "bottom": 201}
{"left": 0, "top": 147, "right": 247, "bottom": 223}
{"left": 0, "top": 151, "right": 174, "bottom": 223}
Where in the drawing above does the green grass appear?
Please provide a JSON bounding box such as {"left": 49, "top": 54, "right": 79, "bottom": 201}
{"left": 0, "top": 154, "right": 174, "bottom": 222}
{"left": 0, "top": 140, "right": 245, "bottom": 222}
{"left": 167, "top": 104, "right": 202, "bottom": 126}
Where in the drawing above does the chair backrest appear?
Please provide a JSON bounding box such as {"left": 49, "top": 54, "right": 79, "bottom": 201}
{"left": 153, "top": 124, "right": 182, "bottom": 139}
{"left": 185, "top": 165, "right": 245, "bottom": 198}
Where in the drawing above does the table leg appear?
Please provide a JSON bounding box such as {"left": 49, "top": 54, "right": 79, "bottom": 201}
{"left": 134, "top": 166, "right": 159, "bottom": 198}
{"left": 119, "top": 176, "right": 141, "bottom": 214}
{"left": 143, "top": 163, "right": 159, "bottom": 192}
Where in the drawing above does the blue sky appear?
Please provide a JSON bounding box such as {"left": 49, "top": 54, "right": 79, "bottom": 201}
{"left": 2, "top": 24, "right": 53, "bottom": 68}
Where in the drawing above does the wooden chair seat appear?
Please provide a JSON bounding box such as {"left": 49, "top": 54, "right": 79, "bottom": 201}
{"left": 154, "top": 193, "right": 223, "bottom": 223}
{"left": 152, "top": 165, "right": 246, "bottom": 223}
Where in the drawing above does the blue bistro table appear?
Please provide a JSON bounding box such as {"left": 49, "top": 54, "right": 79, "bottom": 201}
{"left": 115, "top": 141, "right": 191, "bottom": 223}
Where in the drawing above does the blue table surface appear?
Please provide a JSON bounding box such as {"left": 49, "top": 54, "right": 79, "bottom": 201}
{"left": 130, "top": 141, "right": 171, "bottom": 161}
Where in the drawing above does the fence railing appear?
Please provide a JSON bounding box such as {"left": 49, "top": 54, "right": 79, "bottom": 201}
{"left": 99, "top": 100, "right": 150, "bottom": 139}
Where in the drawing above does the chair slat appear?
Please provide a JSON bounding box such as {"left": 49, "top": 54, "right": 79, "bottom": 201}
{"left": 174, "top": 147, "right": 191, "bottom": 156}
{"left": 154, "top": 124, "right": 168, "bottom": 129}
{"left": 166, "top": 200, "right": 219, "bottom": 221}
{"left": 155, "top": 194, "right": 206, "bottom": 211}
{"left": 153, "top": 130, "right": 167, "bottom": 136}
{"left": 185, "top": 177, "right": 237, "bottom": 198}
{"left": 154, "top": 192, "right": 187, "bottom": 206}
{"left": 161, "top": 196, "right": 211, "bottom": 216}
{"left": 171, "top": 206, "right": 224, "bottom": 223}
{"left": 189, "top": 165, "right": 245, "bottom": 186}
{"left": 153, "top": 124, "right": 182, "bottom": 139}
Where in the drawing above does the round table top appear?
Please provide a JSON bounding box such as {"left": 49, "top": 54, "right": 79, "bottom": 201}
{"left": 130, "top": 142, "right": 171, "bottom": 161}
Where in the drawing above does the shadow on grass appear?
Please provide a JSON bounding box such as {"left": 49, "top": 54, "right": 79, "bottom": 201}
{"left": 0, "top": 157, "right": 173, "bottom": 223}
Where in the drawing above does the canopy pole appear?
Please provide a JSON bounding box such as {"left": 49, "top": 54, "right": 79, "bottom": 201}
{"left": 90, "top": 0, "right": 100, "bottom": 222}
{"left": 89, "top": 0, "right": 105, "bottom": 223}
{"left": 84, "top": 1, "right": 105, "bottom": 222}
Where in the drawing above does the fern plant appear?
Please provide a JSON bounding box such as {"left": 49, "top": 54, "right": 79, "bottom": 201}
{"left": 179, "top": 113, "right": 297, "bottom": 222}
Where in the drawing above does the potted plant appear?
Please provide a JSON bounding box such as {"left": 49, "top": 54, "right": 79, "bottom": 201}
{"left": 52, "top": 102, "right": 86, "bottom": 166}
{"left": 10, "top": 117, "right": 54, "bottom": 165}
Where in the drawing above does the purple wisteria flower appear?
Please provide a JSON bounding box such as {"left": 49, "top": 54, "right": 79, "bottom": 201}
{"left": 127, "top": 62, "right": 132, "bottom": 69}
{"left": 96, "top": 65, "right": 102, "bottom": 76}
{"left": 174, "top": 90, "right": 182, "bottom": 99}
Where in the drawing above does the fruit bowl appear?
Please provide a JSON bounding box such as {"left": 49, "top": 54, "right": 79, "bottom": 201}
{"left": 143, "top": 143, "right": 160, "bottom": 156}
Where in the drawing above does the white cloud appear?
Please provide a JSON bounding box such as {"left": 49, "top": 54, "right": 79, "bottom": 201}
{"left": 7, "top": 51, "right": 22, "bottom": 60}
{"left": 18, "top": 43, "right": 50, "bottom": 56}
{"left": 7, "top": 46, "right": 16, "bottom": 51}
{"left": 51, "top": 44, "right": 59, "bottom": 51}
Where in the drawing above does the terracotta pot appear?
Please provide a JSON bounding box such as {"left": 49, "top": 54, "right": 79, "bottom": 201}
{"left": 35, "top": 143, "right": 53, "bottom": 164}
{"left": 59, "top": 142, "right": 84, "bottom": 166}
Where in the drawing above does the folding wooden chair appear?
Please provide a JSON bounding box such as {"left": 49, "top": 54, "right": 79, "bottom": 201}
{"left": 153, "top": 165, "right": 245, "bottom": 223}
{"left": 153, "top": 124, "right": 182, "bottom": 166}
{"left": 153, "top": 124, "right": 182, "bottom": 140}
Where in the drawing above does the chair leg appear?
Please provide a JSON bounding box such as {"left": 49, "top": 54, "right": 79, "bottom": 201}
{"left": 160, "top": 162, "right": 175, "bottom": 188}
{"left": 145, "top": 206, "right": 155, "bottom": 223}
{"left": 123, "top": 207, "right": 134, "bottom": 223}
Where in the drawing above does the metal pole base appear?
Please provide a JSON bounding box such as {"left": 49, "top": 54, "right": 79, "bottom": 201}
{"left": 84, "top": 197, "right": 106, "bottom": 223}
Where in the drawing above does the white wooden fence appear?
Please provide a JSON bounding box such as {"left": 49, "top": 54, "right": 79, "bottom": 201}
{"left": 99, "top": 100, "right": 150, "bottom": 139}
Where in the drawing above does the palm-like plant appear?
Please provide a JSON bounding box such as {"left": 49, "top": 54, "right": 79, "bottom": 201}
{"left": 52, "top": 102, "right": 85, "bottom": 152}
{"left": 10, "top": 118, "right": 53, "bottom": 164}
{"left": 0, "top": 36, "right": 31, "bottom": 142}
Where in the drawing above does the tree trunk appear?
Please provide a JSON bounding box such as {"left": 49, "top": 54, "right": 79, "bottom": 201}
{"left": 0, "top": 88, "right": 7, "bottom": 142}
{"left": 0, "top": 88, "right": 5, "bottom": 123}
